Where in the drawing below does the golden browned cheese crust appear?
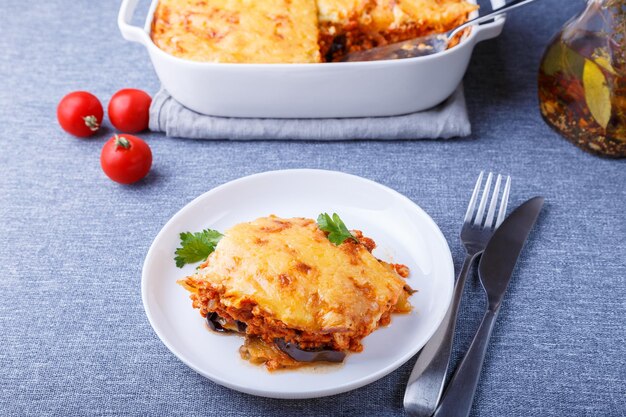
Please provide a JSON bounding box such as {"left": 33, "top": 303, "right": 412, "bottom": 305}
{"left": 151, "top": 0, "right": 477, "bottom": 62}
{"left": 151, "top": 0, "right": 322, "bottom": 63}
{"left": 317, "top": 0, "right": 477, "bottom": 31}
{"left": 179, "top": 216, "right": 413, "bottom": 369}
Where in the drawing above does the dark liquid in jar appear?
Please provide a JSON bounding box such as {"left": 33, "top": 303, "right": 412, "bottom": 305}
{"left": 538, "top": 29, "right": 626, "bottom": 158}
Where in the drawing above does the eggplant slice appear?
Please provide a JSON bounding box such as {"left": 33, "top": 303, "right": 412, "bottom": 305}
{"left": 207, "top": 313, "right": 345, "bottom": 364}
{"left": 275, "top": 339, "right": 346, "bottom": 363}
{"left": 206, "top": 312, "right": 247, "bottom": 333}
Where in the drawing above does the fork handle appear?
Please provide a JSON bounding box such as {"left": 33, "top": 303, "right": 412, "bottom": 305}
{"left": 432, "top": 308, "right": 500, "bottom": 417}
{"left": 404, "top": 252, "right": 479, "bottom": 417}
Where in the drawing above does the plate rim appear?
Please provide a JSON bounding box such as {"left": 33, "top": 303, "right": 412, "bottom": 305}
{"left": 141, "top": 168, "right": 454, "bottom": 399}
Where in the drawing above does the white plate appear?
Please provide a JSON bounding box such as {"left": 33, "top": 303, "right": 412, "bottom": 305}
{"left": 142, "top": 169, "right": 454, "bottom": 399}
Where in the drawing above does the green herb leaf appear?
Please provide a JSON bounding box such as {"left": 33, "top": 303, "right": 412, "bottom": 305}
{"left": 174, "top": 229, "right": 223, "bottom": 268}
{"left": 541, "top": 41, "right": 584, "bottom": 78}
{"left": 316, "top": 213, "right": 358, "bottom": 245}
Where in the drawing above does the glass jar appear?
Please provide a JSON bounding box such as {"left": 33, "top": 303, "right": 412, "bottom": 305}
{"left": 538, "top": 0, "right": 626, "bottom": 158}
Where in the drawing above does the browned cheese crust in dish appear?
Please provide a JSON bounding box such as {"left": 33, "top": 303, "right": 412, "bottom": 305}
{"left": 151, "top": 0, "right": 322, "bottom": 63}
{"left": 178, "top": 216, "right": 414, "bottom": 370}
{"left": 151, "top": 0, "right": 478, "bottom": 63}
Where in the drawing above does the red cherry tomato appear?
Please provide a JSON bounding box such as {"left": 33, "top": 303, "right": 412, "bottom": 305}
{"left": 108, "top": 89, "right": 152, "bottom": 133}
{"left": 100, "top": 134, "right": 152, "bottom": 184}
{"left": 57, "top": 91, "right": 104, "bottom": 137}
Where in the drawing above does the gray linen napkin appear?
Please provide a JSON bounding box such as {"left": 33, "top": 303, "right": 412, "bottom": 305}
{"left": 149, "top": 86, "right": 471, "bottom": 140}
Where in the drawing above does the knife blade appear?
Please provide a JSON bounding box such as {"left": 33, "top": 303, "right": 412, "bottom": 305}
{"left": 433, "top": 196, "right": 544, "bottom": 417}
{"left": 479, "top": 196, "right": 545, "bottom": 309}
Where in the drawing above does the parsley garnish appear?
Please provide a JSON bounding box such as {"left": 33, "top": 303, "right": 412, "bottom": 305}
{"left": 174, "top": 229, "right": 223, "bottom": 268}
{"left": 316, "top": 213, "right": 358, "bottom": 245}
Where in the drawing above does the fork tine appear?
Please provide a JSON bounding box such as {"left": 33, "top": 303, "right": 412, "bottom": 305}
{"left": 473, "top": 172, "right": 493, "bottom": 226}
{"left": 484, "top": 174, "right": 502, "bottom": 229}
{"left": 496, "top": 176, "right": 511, "bottom": 227}
{"left": 464, "top": 171, "right": 484, "bottom": 223}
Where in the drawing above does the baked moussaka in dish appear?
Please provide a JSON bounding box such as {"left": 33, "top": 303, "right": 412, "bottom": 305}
{"left": 178, "top": 215, "right": 414, "bottom": 370}
{"left": 151, "top": 0, "right": 477, "bottom": 62}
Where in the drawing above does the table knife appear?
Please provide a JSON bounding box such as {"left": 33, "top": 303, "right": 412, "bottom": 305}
{"left": 433, "top": 196, "right": 544, "bottom": 417}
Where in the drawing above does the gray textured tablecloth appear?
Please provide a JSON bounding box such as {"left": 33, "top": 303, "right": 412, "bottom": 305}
{"left": 149, "top": 87, "right": 471, "bottom": 140}
{"left": 1, "top": 0, "right": 625, "bottom": 416}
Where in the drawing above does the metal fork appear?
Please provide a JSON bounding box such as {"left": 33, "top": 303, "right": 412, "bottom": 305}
{"left": 404, "top": 171, "right": 511, "bottom": 417}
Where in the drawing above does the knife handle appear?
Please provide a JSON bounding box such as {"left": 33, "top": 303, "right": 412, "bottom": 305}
{"left": 404, "top": 253, "right": 478, "bottom": 417}
{"left": 432, "top": 308, "right": 499, "bottom": 417}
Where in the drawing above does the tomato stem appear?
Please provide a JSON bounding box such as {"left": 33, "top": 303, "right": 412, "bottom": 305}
{"left": 83, "top": 115, "right": 100, "bottom": 131}
{"left": 114, "top": 134, "right": 131, "bottom": 149}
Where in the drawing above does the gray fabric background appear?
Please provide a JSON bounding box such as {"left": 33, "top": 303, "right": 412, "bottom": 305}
{"left": 0, "top": 0, "right": 624, "bottom": 416}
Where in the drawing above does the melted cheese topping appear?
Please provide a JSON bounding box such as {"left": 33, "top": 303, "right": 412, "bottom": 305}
{"left": 317, "top": 0, "right": 477, "bottom": 31}
{"left": 187, "top": 216, "right": 407, "bottom": 333}
{"left": 151, "top": 0, "right": 321, "bottom": 63}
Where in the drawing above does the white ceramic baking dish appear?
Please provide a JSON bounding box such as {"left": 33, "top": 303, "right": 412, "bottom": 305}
{"left": 118, "top": 0, "right": 506, "bottom": 118}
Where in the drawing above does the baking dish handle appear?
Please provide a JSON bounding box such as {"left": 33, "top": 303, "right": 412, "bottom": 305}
{"left": 473, "top": 16, "right": 506, "bottom": 43}
{"left": 473, "top": 0, "right": 507, "bottom": 43}
{"left": 118, "top": 0, "right": 151, "bottom": 45}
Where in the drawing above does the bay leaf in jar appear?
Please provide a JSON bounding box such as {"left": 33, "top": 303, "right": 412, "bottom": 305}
{"left": 583, "top": 58, "right": 612, "bottom": 129}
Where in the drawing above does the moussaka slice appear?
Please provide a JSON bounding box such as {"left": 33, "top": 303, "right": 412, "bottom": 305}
{"left": 178, "top": 215, "right": 414, "bottom": 370}
{"left": 150, "top": 0, "right": 321, "bottom": 63}
{"left": 317, "top": 0, "right": 478, "bottom": 60}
